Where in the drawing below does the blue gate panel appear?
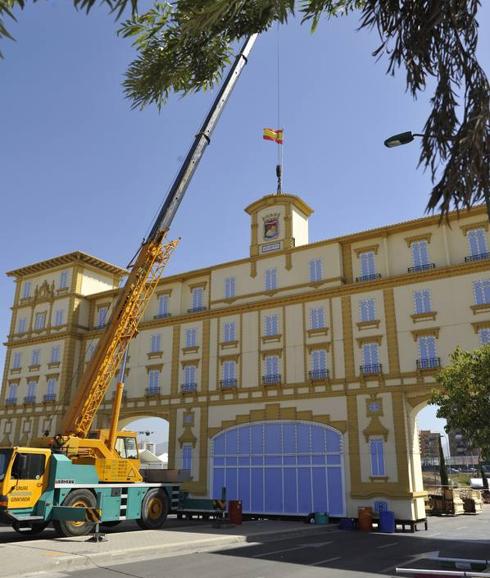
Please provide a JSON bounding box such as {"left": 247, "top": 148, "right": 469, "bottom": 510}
{"left": 211, "top": 421, "right": 345, "bottom": 516}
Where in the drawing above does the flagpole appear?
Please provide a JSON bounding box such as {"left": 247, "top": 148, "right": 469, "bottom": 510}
{"left": 276, "top": 22, "right": 283, "bottom": 195}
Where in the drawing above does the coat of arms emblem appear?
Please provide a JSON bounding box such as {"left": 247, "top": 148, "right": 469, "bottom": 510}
{"left": 264, "top": 216, "right": 279, "bottom": 240}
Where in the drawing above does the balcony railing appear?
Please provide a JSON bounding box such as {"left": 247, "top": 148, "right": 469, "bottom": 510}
{"left": 187, "top": 306, "right": 207, "bottom": 313}
{"left": 43, "top": 393, "right": 56, "bottom": 402}
{"left": 408, "top": 263, "right": 436, "bottom": 273}
{"left": 262, "top": 374, "right": 281, "bottom": 386}
{"left": 23, "top": 395, "right": 36, "bottom": 404}
{"left": 360, "top": 363, "right": 382, "bottom": 375}
{"left": 181, "top": 383, "right": 197, "bottom": 393}
{"left": 5, "top": 398, "right": 17, "bottom": 406}
{"left": 309, "top": 369, "right": 330, "bottom": 381}
{"left": 417, "top": 357, "right": 441, "bottom": 370}
{"left": 465, "top": 252, "right": 490, "bottom": 262}
{"left": 355, "top": 273, "right": 381, "bottom": 283}
{"left": 145, "top": 387, "right": 160, "bottom": 397}
{"left": 154, "top": 312, "right": 172, "bottom": 319}
{"left": 220, "top": 378, "right": 238, "bottom": 390}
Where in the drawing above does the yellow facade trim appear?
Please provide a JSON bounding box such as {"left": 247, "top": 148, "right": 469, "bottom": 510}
{"left": 306, "top": 342, "right": 331, "bottom": 353}
{"left": 182, "top": 345, "right": 200, "bottom": 354}
{"left": 404, "top": 232, "right": 432, "bottom": 247}
{"left": 147, "top": 351, "right": 163, "bottom": 359}
{"left": 460, "top": 220, "right": 489, "bottom": 235}
{"left": 181, "top": 359, "right": 199, "bottom": 368}
{"left": 260, "top": 348, "right": 283, "bottom": 359}
{"left": 411, "top": 311, "right": 437, "bottom": 322}
{"left": 471, "top": 303, "right": 490, "bottom": 314}
{"left": 472, "top": 320, "right": 490, "bottom": 333}
{"left": 188, "top": 281, "right": 207, "bottom": 290}
{"left": 261, "top": 334, "right": 282, "bottom": 344}
{"left": 356, "top": 320, "right": 380, "bottom": 330}
{"left": 145, "top": 363, "right": 163, "bottom": 372}
{"left": 341, "top": 296, "right": 355, "bottom": 379}
{"left": 219, "top": 353, "right": 240, "bottom": 363}
{"left": 411, "top": 327, "right": 440, "bottom": 341}
{"left": 156, "top": 288, "right": 173, "bottom": 297}
{"left": 356, "top": 335, "right": 383, "bottom": 347}
{"left": 354, "top": 244, "right": 379, "bottom": 256}
{"left": 306, "top": 327, "right": 329, "bottom": 337}
{"left": 220, "top": 340, "right": 239, "bottom": 349}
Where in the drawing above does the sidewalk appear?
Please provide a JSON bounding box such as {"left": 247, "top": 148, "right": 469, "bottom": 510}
{"left": 1, "top": 520, "right": 333, "bottom": 577}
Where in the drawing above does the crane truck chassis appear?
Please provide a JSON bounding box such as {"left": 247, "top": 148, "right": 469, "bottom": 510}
{"left": 0, "top": 34, "right": 257, "bottom": 538}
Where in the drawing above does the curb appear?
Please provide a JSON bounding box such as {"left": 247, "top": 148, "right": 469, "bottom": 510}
{"left": 10, "top": 524, "right": 335, "bottom": 578}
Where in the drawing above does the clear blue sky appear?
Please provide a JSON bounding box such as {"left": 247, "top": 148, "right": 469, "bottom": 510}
{"left": 1, "top": 2, "right": 488, "bottom": 444}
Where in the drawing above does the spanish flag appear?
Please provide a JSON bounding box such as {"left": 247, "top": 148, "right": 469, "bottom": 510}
{"left": 263, "top": 128, "right": 284, "bottom": 144}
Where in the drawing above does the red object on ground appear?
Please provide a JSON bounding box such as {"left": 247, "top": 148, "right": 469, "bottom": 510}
{"left": 358, "top": 506, "right": 373, "bottom": 532}
{"left": 228, "top": 500, "right": 243, "bottom": 525}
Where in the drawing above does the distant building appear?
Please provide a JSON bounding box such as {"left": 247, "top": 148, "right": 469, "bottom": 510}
{"left": 419, "top": 430, "right": 440, "bottom": 464}
{"left": 449, "top": 430, "right": 479, "bottom": 459}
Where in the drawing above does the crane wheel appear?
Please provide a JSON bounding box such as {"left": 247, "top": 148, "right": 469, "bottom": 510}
{"left": 53, "top": 489, "right": 97, "bottom": 537}
{"left": 12, "top": 521, "right": 48, "bottom": 536}
{"left": 137, "top": 489, "right": 168, "bottom": 530}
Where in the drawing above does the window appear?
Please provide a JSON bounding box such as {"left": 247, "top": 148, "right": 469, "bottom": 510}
{"left": 151, "top": 334, "right": 161, "bottom": 353}
{"left": 222, "top": 360, "right": 236, "bottom": 384}
{"left": 310, "top": 349, "right": 328, "bottom": 380}
{"left": 362, "top": 343, "right": 380, "bottom": 372}
{"left": 115, "top": 437, "right": 138, "bottom": 460}
{"left": 414, "top": 289, "right": 432, "bottom": 314}
{"left": 17, "top": 318, "right": 27, "bottom": 333}
{"left": 264, "top": 314, "right": 279, "bottom": 336}
{"left": 309, "top": 259, "right": 323, "bottom": 282}
{"left": 59, "top": 270, "right": 69, "bottom": 289}
{"left": 359, "top": 299, "right": 376, "bottom": 322}
{"left": 96, "top": 306, "right": 108, "bottom": 328}
{"left": 7, "top": 383, "right": 17, "bottom": 401}
{"left": 411, "top": 240, "right": 430, "bottom": 268}
{"left": 34, "top": 312, "right": 46, "bottom": 330}
{"left": 148, "top": 370, "right": 160, "bottom": 391}
{"left": 191, "top": 287, "right": 204, "bottom": 310}
{"left": 54, "top": 309, "right": 64, "bottom": 326}
{"left": 264, "top": 355, "right": 279, "bottom": 377}
{"left": 223, "top": 322, "right": 236, "bottom": 342}
{"left": 480, "top": 329, "right": 490, "bottom": 345}
{"left": 473, "top": 280, "right": 490, "bottom": 305}
{"left": 265, "top": 268, "right": 277, "bottom": 291}
{"left": 11, "top": 453, "right": 46, "bottom": 480}
{"left": 184, "top": 365, "right": 197, "bottom": 386}
{"left": 158, "top": 295, "right": 169, "bottom": 317}
{"left": 225, "top": 277, "right": 236, "bottom": 299}
{"left": 370, "top": 439, "right": 385, "bottom": 476}
{"left": 31, "top": 349, "right": 41, "bottom": 366}
{"left": 310, "top": 307, "right": 325, "bottom": 329}
{"left": 359, "top": 251, "right": 376, "bottom": 278}
{"left": 27, "top": 381, "right": 36, "bottom": 399}
{"left": 468, "top": 228, "right": 488, "bottom": 257}
{"left": 185, "top": 328, "right": 197, "bottom": 347}
{"left": 50, "top": 346, "right": 60, "bottom": 363}
{"left": 182, "top": 444, "right": 192, "bottom": 472}
{"left": 22, "top": 281, "right": 31, "bottom": 299}
{"left": 45, "top": 378, "right": 57, "bottom": 401}
{"left": 12, "top": 352, "right": 21, "bottom": 369}
{"left": 418, "top": 335, "right": 437, "bottom": 362}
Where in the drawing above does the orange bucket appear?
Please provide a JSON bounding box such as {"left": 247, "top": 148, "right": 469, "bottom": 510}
{"left": 358, "top": 506, "right": 373, "bottom": 532}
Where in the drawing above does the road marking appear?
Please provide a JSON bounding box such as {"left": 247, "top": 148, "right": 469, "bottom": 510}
{"left": 252, "top": 540, "right": 333, "bottom": 558}
{"left": 377, "top": 542, "right": 398, "bottom": 549}
{"left": 311, "top": 556, "right": 341, "bottom": 566}
{"left": 455, "top": 526, "right": 468, "bottom": 530}
{"left": 381, "top": 550, "right": 440, "bottom": 574}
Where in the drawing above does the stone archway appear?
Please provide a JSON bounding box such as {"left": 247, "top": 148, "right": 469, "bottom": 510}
{"left": 119, "top": 412, "right": 171, "bottom": 467}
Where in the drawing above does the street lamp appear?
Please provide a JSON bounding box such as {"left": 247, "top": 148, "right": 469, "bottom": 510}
{"left": 384, "top": 129, "right": 490, "bottom": 221}
{"left": 383, "top": 131, "right": 425, "bottom": 148}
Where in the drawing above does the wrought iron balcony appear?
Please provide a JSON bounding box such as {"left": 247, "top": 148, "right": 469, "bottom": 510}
{"left": 360, "top": 363, "right": 382, "bottom": 375}
{"left": 309, "top": 369, "right": 330, "bottom": 381}
{"left": 23, "top": 395, "right": 36, "bottom": 404}
{"left": 465, "top": 252, "right": 490, "bottom": 262}
{"left": 187, "top": 306, "right": 207, "bottom": 313}
{"left": 43, "top": 393, "right": 56, "bottom": 402}
{"left": 5, "top": 398, "right": 17, "bottom": 406}
{"left": 220, "top": 378, "right": 238, "bottom": 390}
{"left": 417, "top": 357, "right": 441, "bottom": 370}
{"left": 154, "top": 312, "right": 172, "bottom": 319}
{"left": 355, "top": 273, "right": 381, "bottom": 283}
{"left": 181, "top": 382, "right": 197, "bottom": 393}
{"left": 408, "top": 263, "right": 435, "bottom": 273}
{"left": 145, "top": 386, "right": 160, "bottom": 397}
{"left": 262, "top": 374, "right": 281, "bottom": 386}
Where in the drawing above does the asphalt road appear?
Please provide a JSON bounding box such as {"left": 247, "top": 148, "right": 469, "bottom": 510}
{"left": 18, "top": 511, "right": 490, "bottom": 578}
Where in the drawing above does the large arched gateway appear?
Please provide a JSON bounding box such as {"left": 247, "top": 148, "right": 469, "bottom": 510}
{"left": 211, "top": 421, "right": 345, "bottom": 516}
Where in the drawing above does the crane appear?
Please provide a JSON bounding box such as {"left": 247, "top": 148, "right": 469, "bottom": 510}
{"left": 0, "top": 34, "right": 257, "bottom": 537}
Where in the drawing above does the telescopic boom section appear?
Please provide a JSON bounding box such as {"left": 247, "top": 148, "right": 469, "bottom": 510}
{"left": 60, "top": 35, "right": 257, "bottom": 438}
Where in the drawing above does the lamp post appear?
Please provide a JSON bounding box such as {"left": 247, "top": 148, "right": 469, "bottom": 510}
{"left": 384, "top": 130, "right": 490, "bottom": 222}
